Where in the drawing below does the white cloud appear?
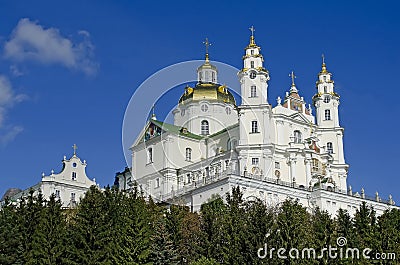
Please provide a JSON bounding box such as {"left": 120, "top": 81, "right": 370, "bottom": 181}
{"left": 0, "top": 75, "right": 26, "bottom": 145}
{"left": 0, "top": 125, "right": 23, "bottom": 146}
{"left": 4, "top": 18, "right": 98, "bottom": 76}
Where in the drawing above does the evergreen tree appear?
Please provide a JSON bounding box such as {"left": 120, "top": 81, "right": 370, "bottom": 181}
{"left": 199, "top": 194, "right": 228, "bottom": 264}
{"left": 275, "top": 199, "right": 312, "bottom": 265}
{"left": 0, "top": 199, "right": 22, "bottom": 264}
{"left": 150, "top": 214, "right": 179, "bottom": 265}
{"left": 377, "top": 208, "right": 400, "bottom": 264}
{"left": 311, "top": 208, "right": 334, "bottom": 265}
{"left": 190, "top": 256, "right": 220, "bottom": 265}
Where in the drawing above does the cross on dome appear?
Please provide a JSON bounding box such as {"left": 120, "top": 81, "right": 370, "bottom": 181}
{"left": 203, "top": 37, "right": 212, "bottom": 62}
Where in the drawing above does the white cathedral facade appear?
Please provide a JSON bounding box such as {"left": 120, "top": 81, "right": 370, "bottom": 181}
{"left": 116, "top": 32, "right": 397, "bottom": 216}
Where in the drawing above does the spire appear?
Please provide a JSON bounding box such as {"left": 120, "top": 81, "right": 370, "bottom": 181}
{"left": 289, "top": 70, "right": 298, "bottom": 93}
{"left": 203, "top": 37, "right": 211, "bottom": 63}
{"left": 150, "top": 105, "right": 157, "bottom": 120}
{"left": 320, "top": 54, "right": 328, "bottom": 74}
{"left": 247, "top": 26, "right": 257, "bottom": 48}
{"left": 72, "top": 144, "right": 78, "bottom": 156}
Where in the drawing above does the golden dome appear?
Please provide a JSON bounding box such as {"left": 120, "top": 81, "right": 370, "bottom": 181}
{"left": 179, "top": 83, "right": 236, "bottom": 105}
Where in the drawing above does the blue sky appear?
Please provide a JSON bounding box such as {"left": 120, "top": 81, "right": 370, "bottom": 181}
{"left": 0, "top": 1, "right": 399, "bottom": 202}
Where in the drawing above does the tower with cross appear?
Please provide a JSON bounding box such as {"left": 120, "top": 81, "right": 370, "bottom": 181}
{"left": 197, "top": 37, "right": 218, "bottom": 84}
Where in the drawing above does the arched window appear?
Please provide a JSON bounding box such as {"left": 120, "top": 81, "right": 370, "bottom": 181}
{"left": 212, "top": 72, "right": 215, "bottom": 82}
{"left": 250, "top": 61, "right": 254, "bottom": 68}
{"left": 294, "top": 130, "right": 302, "bottom": 144}
{"left": 227, "top": 139, "right": 231, "bottom": 151}
{"left": 325, "top": 109, "right": 331, "bottom": 120}
{"left": 327, "top": 142, "right": 333, "bottom": 154}
{"left": 250, "top": 85, "right": 257, "bottom": 97}
{"left": 201, "top": 120, "right": 209, "bottom": 135}
{"left": 186, "top": 148, "right": 192, "bottom": 161}
{"left": 251, "top": 121, "right": 258, "bottom": 133}
{"left": 147, "top": 147, "right": 153, "bottom": 163}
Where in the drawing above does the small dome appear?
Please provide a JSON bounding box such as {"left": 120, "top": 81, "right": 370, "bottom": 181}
{"left": 179, "top": 83, "right": 236, "bottom": 105}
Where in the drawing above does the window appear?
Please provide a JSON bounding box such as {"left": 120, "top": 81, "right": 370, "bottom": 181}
{"left": 72, "top": 172, "right": 77, "bottom": 181}
{"left": 225, "top": 107, "right": 231, "bottom": 115}
{"left": 250, "top": 61, "right": 254, "bottom": 68}
{"left": 201, "top": 104, "right": 208, "bottom": 112}
{"left": 186, "top": 148, "right": 192, "bottom": 161}
{"left": 251, "top": 50, "right": 254, "bottom": 55}
{"left": 325, "top": 109, "right": 331, "bottom": 120}
{"left": 187, "top": 174, "right": 191, "bottom": 184}
{"left": 147, "top": 148, "right": 153, "bottom": 163}
{"left": 251, "top": 121, "right": 258, "bottom": 133}
{"left": 212, "top": 72, "right": 215, "bottom": 82}
{"left": 250, "top": 85, "right": 257, "bottom": 97}
{"left": 252, "top": 158, "right": 259, "bottom": 165}
{"left": 327, "top": 142, "right": 333, "bottom": 154}
{"left": 71, "top": 192, "right": 76, "bottom": 202}
{"left": 294, "top": 130, "right": 302, "bottom": 144}
{"left": 250, "top": 72, "right": 256, "bottom": 79}
{"left": 312, "top": 159, "right": 320, "bottom": 172}
{"left": 324, "top": 96, "right": 330, "bottom": 103}
{"left": 201, "top": 120, "right": 209, "bottom": 135}
{"left": 199, "top": 72, "right": 203, "bottom": 81}
{"left": 275, "top": 162, "right": 280, "bottom": 169}
{"left": 323, "top": 76, "right": 326, "bottom": 82}
{"left": 155, "top": 178, "right": 160, "bottom": 188}
{"left": 72, "top": 162, "right": 77, "bottom": 168}
{"left": 227, "top": 139, "right": 232, "bottom": 151}
{"left": 324, "top": 86, "right": 327, "bottom": 93}
{"left": 55, "top": 190, "right": 60, "bottom": 198}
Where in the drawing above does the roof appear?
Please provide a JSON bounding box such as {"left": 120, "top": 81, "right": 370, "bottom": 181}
{"left": 151, "top": 120, "right": 204, "bottom": 140}
{"left": 179, "top": 83, "right": 236, "bottom": 105}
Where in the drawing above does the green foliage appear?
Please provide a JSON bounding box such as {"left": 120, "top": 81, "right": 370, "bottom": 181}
{"left": 1, "top": 185, "right": 398, "bottom": 264}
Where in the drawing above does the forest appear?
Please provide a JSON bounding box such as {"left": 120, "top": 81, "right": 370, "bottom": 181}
{"left": 0, "top": 185, "right": 399, "bottom": 265}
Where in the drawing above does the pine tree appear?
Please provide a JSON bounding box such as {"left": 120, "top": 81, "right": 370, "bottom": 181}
{"left": 377, "top": 208, "right": 400, "bottom": 264}
{"left": 275, "top": 199, "right": 312, "bottom": 265}
{"left": 200, "top": 194, "right": 228, "bottom": 264}
{"left": 311, "top": 208, "right": 334, "bottom": 265}
{"left": 0, "top": 199, "right": 22, "bottom": 264}
{"left": 150, "top": 215, "right": 179, "bottom": 265}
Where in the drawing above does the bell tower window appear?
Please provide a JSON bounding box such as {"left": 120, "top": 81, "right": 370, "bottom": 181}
{"left": 327, "top": 142, "right": 333, "bottom": 154}
{"left": 250, "top": 61, "right": 254, "bottom": 68}
{"left": 251, "top": 121, "right": 258, "bottom": 133}
{"left": 250, "top": 85, "right": 257, "bottom": 97}
{"left": 324, "top": 96, "right": 330, "bottom": 103}
{"left": 324, "top": 109, "right": 331, "bottom": 120}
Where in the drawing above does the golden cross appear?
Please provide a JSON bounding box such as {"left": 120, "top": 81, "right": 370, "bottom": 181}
{"left": 289, "top": 71, "right": 296, "bottom": 86}
{"left": 249, "top": 26, "right": 255, "bottom": 37}
{"left": 72, "top": 144, "right": 78, "bottom": 155}
{"left": 203, "top": 37, "right": 211, "bottom": 54}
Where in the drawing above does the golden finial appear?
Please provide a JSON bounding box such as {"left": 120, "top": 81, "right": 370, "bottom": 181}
{"left": 72, "top": 144, "right": 78, "bottom": 156}
{"left": 249, "top": 26, "right": 256, "bottom": 46}
{"left": 203, "top": 37, "right": 211, "bottom": 62}
{"left": 321, "top": 54, "right": 327, "bottom": 73}
{"left": 289, "top": 70, "right": 296, "bottom": 86}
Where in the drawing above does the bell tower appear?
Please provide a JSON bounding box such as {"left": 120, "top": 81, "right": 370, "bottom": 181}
{"left": 237, "top": 26, "right": 273, "bottom": 179}
{"left": 313, "top": 56, "right": 348, "bottom": 190}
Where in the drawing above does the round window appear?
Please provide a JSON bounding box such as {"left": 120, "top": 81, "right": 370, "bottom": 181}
{"left": 201, "top": 104, "right": 208, "bottom": 112}
{"left": 250, "top": 72, "right": 256, "bottom": 79}
{"left": 72, "top": 163, "right": 77, "bottom": 168}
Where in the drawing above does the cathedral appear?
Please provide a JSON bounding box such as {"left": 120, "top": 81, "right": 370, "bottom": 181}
{"left": 116, "top": 29, "right": 397, "bottom": 216}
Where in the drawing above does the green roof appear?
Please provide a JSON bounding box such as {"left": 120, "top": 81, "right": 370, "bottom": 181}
{"left": 151, "top": 120, "right": 204, "bottom": 140}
